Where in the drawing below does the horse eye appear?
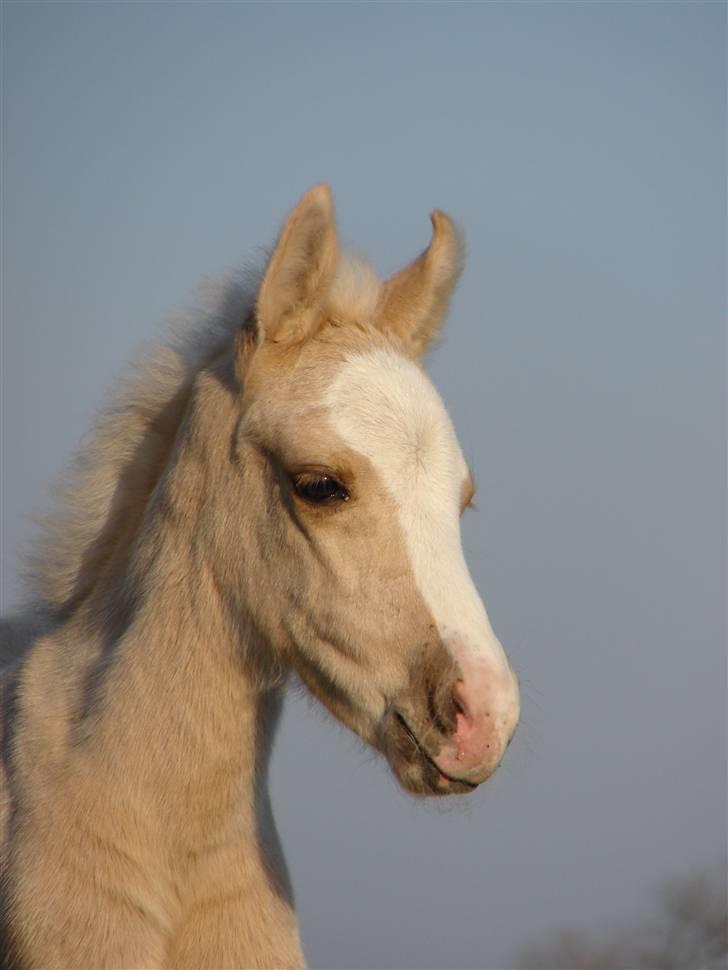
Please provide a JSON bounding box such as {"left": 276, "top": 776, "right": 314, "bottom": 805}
{"left": 293, "top": 474, "right": 350, "bottom": 505}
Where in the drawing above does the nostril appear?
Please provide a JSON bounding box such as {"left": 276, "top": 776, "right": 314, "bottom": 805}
{"left": 452, "top": 680, "right": 472, "bottom": 723}
{"left": 426, "top": 684, "right": 449, "bottom": 736}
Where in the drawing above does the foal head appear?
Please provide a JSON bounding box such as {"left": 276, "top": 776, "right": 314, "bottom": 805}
{"left": 233, "top": 186, "right": 519, "bottom": 796}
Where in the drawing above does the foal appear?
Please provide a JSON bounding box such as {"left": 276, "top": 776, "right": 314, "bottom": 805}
{"left": 0, "top": 186, "right": 520, "bottom": 969}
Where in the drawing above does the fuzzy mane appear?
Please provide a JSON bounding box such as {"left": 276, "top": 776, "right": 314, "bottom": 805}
{"left": 21, "top": 273, "right": 256, "bottom": 617}
{"left": 19, "top": 256, "right": 383, "bottom": 620}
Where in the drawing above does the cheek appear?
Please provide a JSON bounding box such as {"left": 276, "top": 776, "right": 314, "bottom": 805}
{"left": 301, "top": 512, "right": 431, "bottom": 659}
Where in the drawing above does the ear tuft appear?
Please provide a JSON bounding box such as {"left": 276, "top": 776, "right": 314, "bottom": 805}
{"left": 378, "top": 209, "right": 464, "bottom": 357}
{"left": 428, "top": 210, "right": 465, "bottom": 286}
{"left": 254, "top": 184, "right": 339, "bottom": 345}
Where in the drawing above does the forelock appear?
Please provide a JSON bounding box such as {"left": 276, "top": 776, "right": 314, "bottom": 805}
{"left": 327, "top": 255, "right": 382, "bottom": 324}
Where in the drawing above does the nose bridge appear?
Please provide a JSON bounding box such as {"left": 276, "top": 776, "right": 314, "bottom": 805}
{"left": 426, "top": 524, "right": 509, "bottom": 675}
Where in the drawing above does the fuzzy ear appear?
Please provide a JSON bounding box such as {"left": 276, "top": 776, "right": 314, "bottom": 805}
{"left": 378, "top": 210, "right": 464, "bottom": 357}
{"left": 255, "top": 184, "right": 338, "bottom": 344}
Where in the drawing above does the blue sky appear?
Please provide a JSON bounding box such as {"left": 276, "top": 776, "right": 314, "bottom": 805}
{"left": 2, "top": 3, "right": 725, "bottom": 967}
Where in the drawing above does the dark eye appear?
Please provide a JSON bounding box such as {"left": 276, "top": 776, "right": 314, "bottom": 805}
{"left": 293, "top": 473, "right": 350, "bottom": 505}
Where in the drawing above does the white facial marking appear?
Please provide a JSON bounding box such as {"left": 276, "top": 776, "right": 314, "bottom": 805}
{"left": 325, "top": 349, "right": 509, "bottom": 673}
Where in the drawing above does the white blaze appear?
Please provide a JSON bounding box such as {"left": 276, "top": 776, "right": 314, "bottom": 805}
{"left": 325, "top": 348, "right": 509, "bottom": 672}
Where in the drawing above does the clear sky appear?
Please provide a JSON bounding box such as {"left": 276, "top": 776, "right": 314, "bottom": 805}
{"left": 2, "top": 3, "right": 725, "bottom": 968}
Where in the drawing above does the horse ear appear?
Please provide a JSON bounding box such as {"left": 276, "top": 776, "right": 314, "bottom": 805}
{"left": 378, "top": 210, "right": 464, "bottom": 357}
{"left": 255, "top": 184, "right": 339, "bottom": 345}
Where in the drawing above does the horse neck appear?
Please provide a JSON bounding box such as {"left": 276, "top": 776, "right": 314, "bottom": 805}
{"left": 68, "top": 357, "right": 279, "bottom": 842}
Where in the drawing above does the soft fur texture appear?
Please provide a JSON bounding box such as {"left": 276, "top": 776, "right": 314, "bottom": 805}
{"left": 0, "top": 186, "right": 519, "bottom": 969}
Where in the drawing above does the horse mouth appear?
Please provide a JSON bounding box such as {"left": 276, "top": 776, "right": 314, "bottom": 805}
{"left": 390, "top": 711, "right": 479, "bottom": 797}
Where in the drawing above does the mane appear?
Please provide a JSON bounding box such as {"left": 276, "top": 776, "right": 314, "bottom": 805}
{"left": 21, "top": 271, "right": 258, "bottom": 618}
{"left": 18, "top": 253, "right": 383, "bottom": 620}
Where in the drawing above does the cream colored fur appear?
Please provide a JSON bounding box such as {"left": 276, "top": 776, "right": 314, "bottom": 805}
{"left": 0, "top": 186, "right": 518, "bottom": 969}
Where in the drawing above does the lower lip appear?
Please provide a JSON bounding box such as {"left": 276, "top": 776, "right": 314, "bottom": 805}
{"left": 425, "top": 754, "right": 479, "bottom": 791}
{"left": 432, "top": 769, "right": 478, "bottom": 794}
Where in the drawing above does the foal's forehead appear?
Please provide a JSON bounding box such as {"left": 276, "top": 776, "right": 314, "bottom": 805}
{"left": 324, "top": 349, "right": 468, "bottom": 486}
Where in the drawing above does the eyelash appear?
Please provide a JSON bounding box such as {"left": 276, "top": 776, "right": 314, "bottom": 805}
{"left": 292, "top": 472, "right": 350, "bottom": 505}
{"left": 289, "top": 470, "right": 474, "bottom": 512}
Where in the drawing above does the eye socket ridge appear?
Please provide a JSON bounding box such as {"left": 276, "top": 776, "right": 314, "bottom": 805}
{"left": 292, "top": 469, "right": 350, "bottom": 505}
{"left": 460, "top": 470, "right": 477, "bottom": 515}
